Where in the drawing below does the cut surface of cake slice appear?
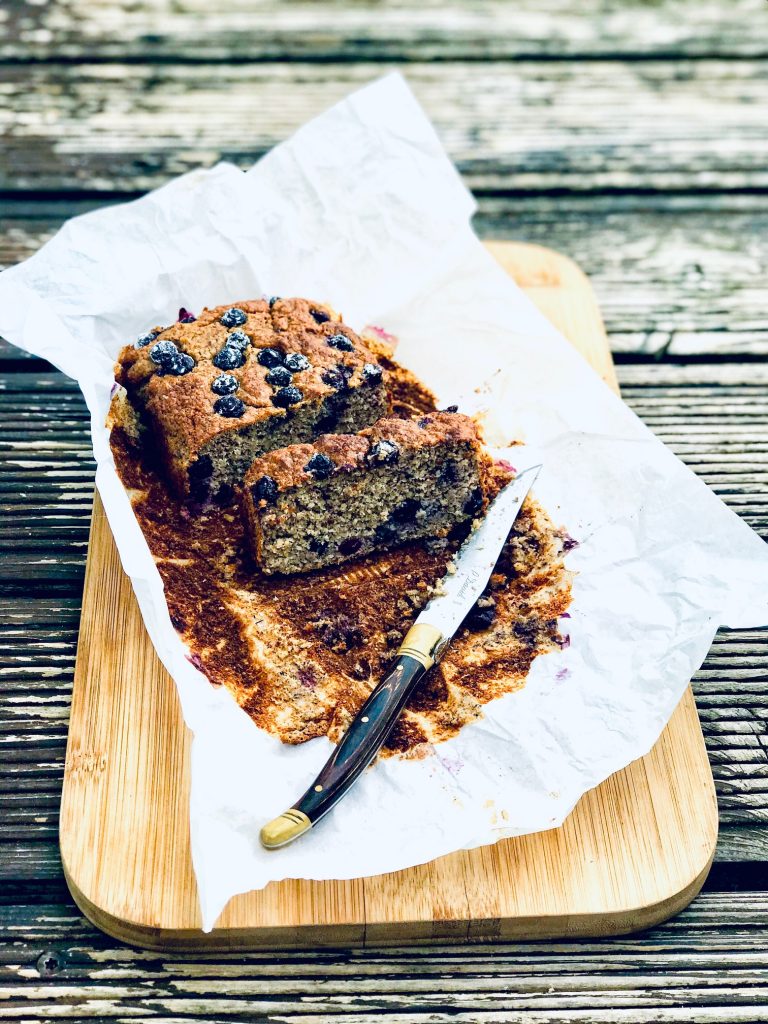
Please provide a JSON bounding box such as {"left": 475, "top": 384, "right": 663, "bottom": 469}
{"left": 243, "top": 412, "right": 492, "bottom": 575}
{"left": 114, "top": 298, "right": 389, "bottom": 503}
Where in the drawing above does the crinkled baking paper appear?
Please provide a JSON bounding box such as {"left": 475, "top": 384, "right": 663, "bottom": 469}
{"left": 2, "top": 74, "right": 766, "bottom": 930}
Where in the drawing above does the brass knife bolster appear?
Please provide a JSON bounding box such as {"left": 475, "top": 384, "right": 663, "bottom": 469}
{"left": 396, "top": 623, "right": 444, "bottom": 671}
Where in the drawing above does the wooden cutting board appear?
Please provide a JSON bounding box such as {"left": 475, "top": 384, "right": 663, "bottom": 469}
{"left": 60, "top": 242, "right": 718, "bottom": 949}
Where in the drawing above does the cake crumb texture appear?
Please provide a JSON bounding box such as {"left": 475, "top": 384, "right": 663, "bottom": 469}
{"left": 114, "top": 298, "right": 389, "bottom": 501}
{"left": 244, "top": 411, "right": 492, "bottom": 574}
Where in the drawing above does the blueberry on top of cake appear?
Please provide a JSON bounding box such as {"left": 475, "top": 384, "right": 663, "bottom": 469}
{"left": 243, "top": 412, "right": 492, "bottom": 575}
{"left": 114, "top": 298, "right": 390, "bottom": 502}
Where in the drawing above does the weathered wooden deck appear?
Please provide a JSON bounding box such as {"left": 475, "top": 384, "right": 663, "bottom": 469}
{"left": 1, "top": 1, "right": 767, "bottom": 1019}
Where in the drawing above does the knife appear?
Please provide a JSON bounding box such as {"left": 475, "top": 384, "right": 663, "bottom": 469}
{"left": 259, "top": 463, "right": 543, "bottom": 849}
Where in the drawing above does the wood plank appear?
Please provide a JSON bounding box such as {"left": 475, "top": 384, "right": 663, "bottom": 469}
{"left": 477, "top": 200, "right": 768, "bottom": 359}
{"left": 2, "top": 0, "right": 764, "bottom": 62}
{"left": 0, "top": 841, "right": 62, "bottom": 881}
{"left": 1, "top": 60, "right": 767, "bottom": 195}
{"left": 2, "top": 892, "right": 768, "bottom": 1021}
{"left": 3, "top": 198, "right": 767, "bottom": 359}
{"left": 717, "top": 827, "right": 768, "bottom": 861}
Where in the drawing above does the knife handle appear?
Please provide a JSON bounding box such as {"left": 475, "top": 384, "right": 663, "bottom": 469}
{"left": 260, "top": 624, "right": 443, "bottom": 849}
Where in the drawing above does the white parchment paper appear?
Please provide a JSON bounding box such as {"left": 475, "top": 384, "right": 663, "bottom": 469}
{"left": 2, "top": 74, "right": 767, "bottom": 931}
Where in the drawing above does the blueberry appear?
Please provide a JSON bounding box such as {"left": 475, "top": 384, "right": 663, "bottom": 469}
{"left": 251, "top": 475, "right": 279, "bottom": 505}
{"left": 391, "top": 498, "right": 421, "bottom": 522}
{"left": 442, "top": 404, "right": 459, "bottom": 413}
{"left": 189, "top": 455, "right": 213, "bottom": 482}
{"left": 448, "top": 520, "right": 473, "bottom": 544}
{"left": 439, "top": 460, "right": 459, "bottom": 484}
{"left": 220, "top": 307, "right": 247, "bottom": 328}
{"left": 321, "top": 368, "right": 350, "bottom": 391}
{"left": 226, "top": 330, "right": 250, "bottom": 352}
{"left": 463, "top": 487, "right": 484, "bottom": 517}
{"left": 136, "top": 330, "right": 159, "bottom": 349}
{"left": 366, "top": 440, "right": 399, "bottom": 466}
{"left": 211, "top": 373, "right": 239, "bottom": 395}
{"left": 178, "top": 307, "right": 196, "bottom": 323}
{"left": 214, "top": 483, "right": 235, "bottom": 507}
{"left": 213, "top": 395, "right": 245, "bottom": 417}
{"left": 313, "top": 400, "right": 339, "bottom": 436}
{"left": 265, "top": 366, "right": 293, "bottom": 388}
{"left": 149, "top": 339, "right": 179, "bottom": 365}
{"left": 283, "top": 352, "right": 310, "bottom": 373}
{"left": 339, "top": 537, "right": 362, "bottom": 556}
{"left": 271, "top": 385, "right": 304, "bottom": 408}
{"left": 374, "top": 521, "right": 398, "bottom": 545}
{"left": 310, "top": 308, "right": 331, "bottom": 324}
{"left": 160, "top": 352, "right": 195, "bottom": 376}
{"left": 361, "top": 363, "right": 383, "bottom": 385}
{"left": 268, "top": 296, "right": 280, "bottom": 308}
{"left": 305, "top": 453, "right": 335, "bottom": 479}
{"left": 314, "top": 417, "right": 335, "bottom": 437}
{"left": 319, "top": 617, "right": 363, "bottom": 651}
{"left": 213, "top": 346, "right": 245, "bottom": 370}
{"left": 309, "top": 538, "right": 328, "bottom": 554}
{"left": 256, "top": 348, "right": 284, "bottom": 368}
{"left": 513, "top": 619, "right": 538, "bottom": 645}
{"left": 327, "top": 333, "right": 353, "bottom": 351}
{"left": 189, "top": 478, "right": 210, "bottom": 503}
{"left": 418, "top": 417, "right": 432, "bottom": 429}
{"left": 466, "top": 600, "right": 496, "bottom": 631}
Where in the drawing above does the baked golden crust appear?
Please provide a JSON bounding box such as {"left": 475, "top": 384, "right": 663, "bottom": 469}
{"left": 244, "top": 412, "right": 483, "bottom": 494}
{"left": 114, "top": 298, "right": 389, "bottom": 496}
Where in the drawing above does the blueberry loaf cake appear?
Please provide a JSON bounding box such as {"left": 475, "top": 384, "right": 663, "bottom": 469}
{"left": 115, "top": 298, "right": 390, "bottom": 502}
{"left": 243, "top": 411, "right": 492, "bottom": 575}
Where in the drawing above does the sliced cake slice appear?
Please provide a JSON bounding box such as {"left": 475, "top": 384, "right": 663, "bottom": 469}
{"left": 243, "top": 412, "right": 492, "bottom": 575}
{"left": 114, "top": 297, "right": 390, "bottom": 503}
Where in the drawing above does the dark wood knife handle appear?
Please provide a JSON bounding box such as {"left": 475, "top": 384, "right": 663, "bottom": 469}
{"left": 293, "top": 655, "right": 426, "bottom": 825}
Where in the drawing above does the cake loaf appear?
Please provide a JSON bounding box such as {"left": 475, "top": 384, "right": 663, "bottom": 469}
{"left": 115, "top": 298, "right": 389, "bottom": 503}
{"left": 243, "top": 411, "right": 492, "bottom": 575}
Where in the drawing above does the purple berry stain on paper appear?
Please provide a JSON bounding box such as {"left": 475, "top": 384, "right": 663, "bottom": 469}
{"left": 555, "top": 667, "right": 571, "bottom": 682}
{"left": 363, "top": 324, "right": 399, "bottom": 351}
{"left": 439, "top": 754, "right": 465, "bottom": 777}
{"left": 186, "top": 652, "right": 206, "bottom": 675}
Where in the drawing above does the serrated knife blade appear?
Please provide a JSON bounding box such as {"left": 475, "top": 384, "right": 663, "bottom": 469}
{"left": 260, "top": 464, "right": 543, "bottom": 849}
{"left": 412, "top": 463, "right": 543, "bottom": 651}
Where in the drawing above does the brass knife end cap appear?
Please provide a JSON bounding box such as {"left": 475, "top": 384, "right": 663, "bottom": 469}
{"left": 260, "top": 809, "right": 312, "bottom": 850}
